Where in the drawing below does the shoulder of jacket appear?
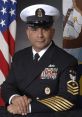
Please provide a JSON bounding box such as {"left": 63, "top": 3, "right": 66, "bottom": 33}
{"left": 12, "top": 46, "right": 31, "bottom": 61}
{"left": 52, "top": 46, "right": 78, "bottom": 69}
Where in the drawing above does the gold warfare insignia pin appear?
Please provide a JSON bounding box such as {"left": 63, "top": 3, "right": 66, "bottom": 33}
{"left": 67, "top": 70, "right": 79, "bottom": 95}
{"left": 73, "top": 17, "right": 77, "bottom": 22}
{"left": 35, "top": 8, "right": 45, "bottom": 17}
{"left": 45, "top": 87, "right": 51, "bottom": 95}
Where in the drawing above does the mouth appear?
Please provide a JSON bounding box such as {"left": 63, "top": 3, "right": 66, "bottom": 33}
{"left": 36, "top": 39, "right": 45, "bottom": 43}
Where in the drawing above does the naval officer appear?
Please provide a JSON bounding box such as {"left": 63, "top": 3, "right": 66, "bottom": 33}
{"left": 1, "top": 4, "right": 79, "bottom": 117}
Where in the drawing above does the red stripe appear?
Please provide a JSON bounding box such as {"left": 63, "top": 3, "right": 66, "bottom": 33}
{"left": 0, "top": 98, "right": 5, "bottom": 106}
{"left": 9, "top": 31, "right": 15, "bottom": 56}
{"left": 0, "top": 51, "right": 10, "bottom": 78}
{"left": 0, "top": 88, "right": 5, "bottom": 106}
{"left": 2, "top": 29, "right": 15, "bottom": 57}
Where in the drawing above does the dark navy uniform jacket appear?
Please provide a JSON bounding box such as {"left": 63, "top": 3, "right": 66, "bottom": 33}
{"left": 1, "top": 42, "right": 79, "bottom": 116}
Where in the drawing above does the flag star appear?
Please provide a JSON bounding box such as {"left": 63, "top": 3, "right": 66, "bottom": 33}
{"left": 2, "top": 0, "right": 8, "bottom": 4}
{"left": 9, "top": 8, "right": 15, "bottom": 16}
{"left": 0, "top": 19, "right": 5, "bottom": 27}
{"left": 0, "top": 7, "right": 7, "bottom": 15}
{"left": 10, "top": 0, "right": 16, "bottom": 4}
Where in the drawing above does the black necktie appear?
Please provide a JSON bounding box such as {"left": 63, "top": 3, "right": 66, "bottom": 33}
{"left": 34, "top": 53, "right": 40, "bottom": 63}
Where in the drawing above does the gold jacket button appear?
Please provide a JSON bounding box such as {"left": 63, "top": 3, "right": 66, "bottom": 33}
{"left": 44, "top": 87, "right": 51, "bottom": 95}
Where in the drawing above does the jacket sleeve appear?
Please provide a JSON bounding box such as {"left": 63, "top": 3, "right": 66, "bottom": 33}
{"left": 30, "top": 63, "right": 79, "bottom": 113}
{"left": 1, "top": 62, "right": 20, "bottom": 105}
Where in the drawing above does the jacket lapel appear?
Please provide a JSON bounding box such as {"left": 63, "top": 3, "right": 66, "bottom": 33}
{"left": 23, "top": 42, "right": 56, "bottom": 90}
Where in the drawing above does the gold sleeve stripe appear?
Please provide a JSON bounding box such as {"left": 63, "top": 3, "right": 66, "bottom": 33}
{"left": 43, "top": 97, "right": 72, "bottom": 109}
{"left": 38, "top": 100, "right": 59, "bottom": 111}
{"left": 55, "top": 96, "right": 73, "bottom": 106}
{"left": 47, "top": 96, "right": 72, "bottom": 107}
{"left": 39, "top": 99, "right": 64, "bottom": 111}
{"left": 43, "top": 97, "right": 71, "bottom": 109}
{"left": 39, "top": 99, "right": 69, "bottom": 111}
{"left": 40, "top": 96, "right": 73, "bottom": 107}
{"left": 54, "top": 99, "right": 71, "bottom": 109}
{"left": 54, "top": 101, "right": 67, "bottom": 110}
{"left": 41, "top": 99, "right": 64, "bottom": 111}
{"left": 38, "top": 96, "right": 74, "bottom": 111}
{"left": 55, "top": 98, "right": 72, "bottom": 107}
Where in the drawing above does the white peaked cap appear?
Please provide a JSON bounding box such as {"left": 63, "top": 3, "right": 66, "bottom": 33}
{"left": 20, "top": 4, "right": 60, "bottom": 22}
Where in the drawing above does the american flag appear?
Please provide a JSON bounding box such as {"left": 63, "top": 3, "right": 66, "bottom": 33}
{"left": 0, "top": 0, "right": 17, "bottom": 105}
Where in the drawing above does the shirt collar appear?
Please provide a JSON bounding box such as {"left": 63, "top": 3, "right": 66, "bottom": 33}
{"left": 32, "top": 42, "right": 52, "bottom": 59}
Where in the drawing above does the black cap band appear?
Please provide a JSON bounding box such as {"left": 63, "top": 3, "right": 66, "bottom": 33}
{"left": 26, "top": 16, "right": 54, "bottom": 28}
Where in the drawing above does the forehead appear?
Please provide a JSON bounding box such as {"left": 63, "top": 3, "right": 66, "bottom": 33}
{"left": 26, "top": 27, "right": 55, "bottom": 33}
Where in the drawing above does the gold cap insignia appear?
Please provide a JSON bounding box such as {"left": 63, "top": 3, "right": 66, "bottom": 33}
{"left": 35, "top": 8, "right": 45, "bottom": 17}
{"left": 45, "top": 87, "right": 51, "bottom": 95}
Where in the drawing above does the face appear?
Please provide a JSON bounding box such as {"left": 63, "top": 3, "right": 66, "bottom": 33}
{"left": 26, "top": 26, "right": 55, "bottom": 52}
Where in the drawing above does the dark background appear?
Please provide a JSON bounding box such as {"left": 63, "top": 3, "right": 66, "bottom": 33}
{"left": 15, "top": 0, "right": 63, "bottom": 52}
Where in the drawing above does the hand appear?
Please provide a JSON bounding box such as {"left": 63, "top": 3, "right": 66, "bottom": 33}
{"left": 7, "top": 104, "right": 23, "bottom": 115}
{"left": 11, "top": 95, "right": 31, "bottom": 115}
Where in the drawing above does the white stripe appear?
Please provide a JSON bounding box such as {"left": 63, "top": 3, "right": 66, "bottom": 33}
{"left": 0, "top": 70, "right": 5, "bottom": 85}
{"left": 0, "top": 31, "right": 10, "bottom": 64}
{"left": 9, "top": 20, "right": 16, "bottom": 40}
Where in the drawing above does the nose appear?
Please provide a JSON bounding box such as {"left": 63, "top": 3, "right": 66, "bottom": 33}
{"left": 37, "top": 28, "right": 44, "bottom": 38}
